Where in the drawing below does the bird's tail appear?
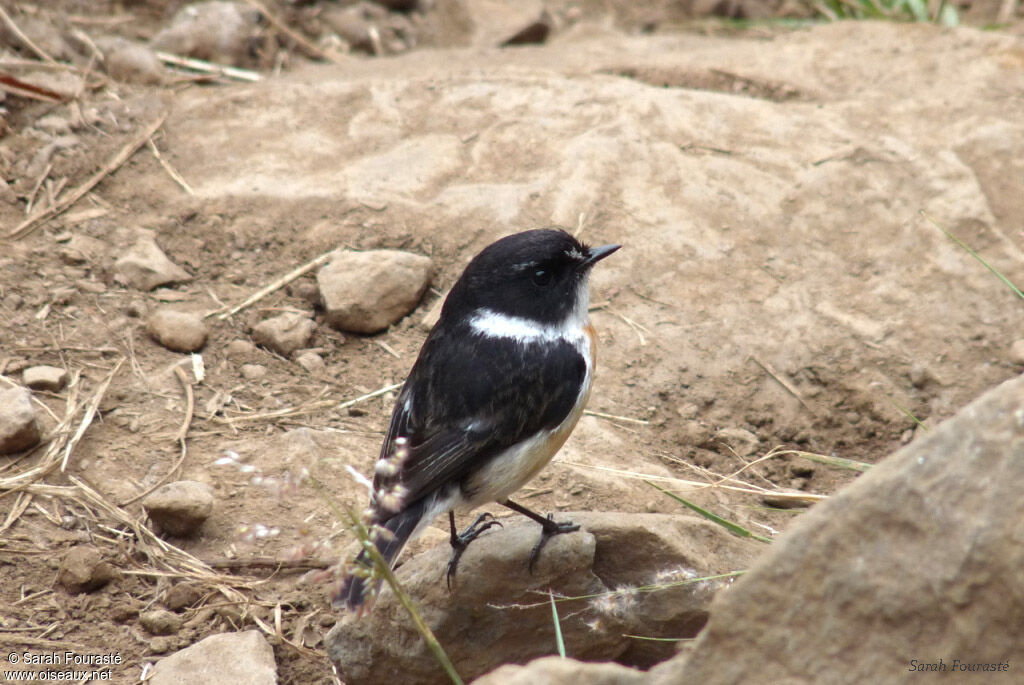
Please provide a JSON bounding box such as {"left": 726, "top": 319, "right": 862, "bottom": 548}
{"left": 334, "top": 496, "right": 428, "bottom": 611}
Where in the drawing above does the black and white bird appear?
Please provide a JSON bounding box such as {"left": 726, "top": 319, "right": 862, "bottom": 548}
{"left": 337, "top": 228, "right": 620, "bottom": 611}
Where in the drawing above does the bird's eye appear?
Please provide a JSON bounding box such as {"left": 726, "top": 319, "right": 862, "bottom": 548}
{"left": 532, "top": 269, "right": 553, "bottom": 287}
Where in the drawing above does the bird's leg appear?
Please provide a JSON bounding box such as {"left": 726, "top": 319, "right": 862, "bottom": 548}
{"left": 501, "top": 499, "right": 580, "bottom": 573}
{"left": 446, "top": 511, "right": 502, "bottom": 589}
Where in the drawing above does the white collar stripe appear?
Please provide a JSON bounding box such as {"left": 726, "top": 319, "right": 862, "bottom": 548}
{"left": 469, "top": 309, "right": 581, "bottom": 343}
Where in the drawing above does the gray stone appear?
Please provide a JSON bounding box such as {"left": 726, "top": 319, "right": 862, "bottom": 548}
{"left": 98, "top": 38, "right": 166, "bottom": 85}
{"left": 252, "top": 312, "right": 316, "bottom": 357}
{"left": 22, "top": 365, "right": 68, "bottom": 392}
{"left": 58, "top": 546, "right": 117, "bottom": 593}
{"left": 1009, "top": 339, "right": 1024, "bottom": 366}
{"left": 714, "top": 427, "right": 759, "bottom": 457}
{"left": 148, "top": 309, "right": 209, "bottom": 353}
{"left": 657, "top": 374, "right": 1024, "bottom": 684}
{"left": 164, "top": 582, "right": 203, "bottom": 611}
{"left": 114, "top": 236, "right": 192, "bottom": 291}
{"left": 240, "top": 364, "right": 267, "bottom": 380}
{"left": 327, "top": 512, "right": 759, "bottom": 683}
{"left": 295, "top": 350, "right": 326, "bottom": 374}
{"left": 143, "top": 481, "right": 215, "bottom": 537}
{"left": 151, "top": 1, "right": 263, "bottom": 67}
{"left": 318, "top": 249, "right": 432, "bottom": 334}
{"left": 0, "top": 387, "right": 40, "bottom": 454}
{"left": 476, "top": 656, "right": 645, "bottom": 685}
{"left": 141, "top": 609, "right": 183, "bottom": 636}
{"left": 149, "top": 630, "right": 276, "bottom": 685}
{"left": 226, "top": 339, "right": 260, "bottom": 362}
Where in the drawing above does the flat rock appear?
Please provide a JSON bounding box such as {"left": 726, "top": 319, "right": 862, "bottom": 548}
{"left": 240, "top": 363, "right": 267, "bottom": 380}
{"left": 143, "top": 481, "right": 215, "bottom": 537}
{"left": 58, "top": 546, "right": 117, "bottom": 593}
{"left": 326, "top": 512, "right": 759, "bottom": 684}
{"left": 318, "top": 249, "right": 432, "bottom": 334}
{"left": 252, "top": 312, "right": 316, "bottom": 357}
{"left": 0, "top": 387, "right": 40, "bottom": 454}
{"left": 656, "top": 374, "right": 1024, "bottom": 684}
{"left": 148, "top": 309, "right": 209, "bottom": 353}
{"left": 149, "top": 630, "right": 276, "bottom": 685}
{"left": 476, "top": 656, "right": 645, "bottom": 685}
{"left": 114, "top": 235, "right": 192, "bottom": 291}
{"left": 22, "top": 365, "right": 68, "bottom": 392}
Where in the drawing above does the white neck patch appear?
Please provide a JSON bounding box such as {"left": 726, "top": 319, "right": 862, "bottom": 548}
{"left": 468, "top": 280, "right": 590, "bottom": 345}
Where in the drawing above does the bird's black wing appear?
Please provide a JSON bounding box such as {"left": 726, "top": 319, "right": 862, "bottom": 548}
{"left": 372, "top": 321, "right": 586, "bottom": 511}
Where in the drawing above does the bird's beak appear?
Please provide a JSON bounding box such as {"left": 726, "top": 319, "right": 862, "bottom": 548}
{"left": 581, "top": 243, "right": 621, "bottom": 267}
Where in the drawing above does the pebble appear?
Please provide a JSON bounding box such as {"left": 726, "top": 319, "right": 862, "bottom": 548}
{"left": 715, "top": 427, "right": 760, "bottom": 457}
{"left": 151, "top": 1, "right": 264, "bottom": 67}
{"left": 141, "top": 609, "right": 183, "bottom": 636}
{"left": 164, "top": 582, "right": 202, "bottom": 611}
{"left": 147, "top": 309, "right": 209, "bottom": 353}
{"left": 98, "top": 38, "right": 166, "bottom": 85}
{"left": 252, "top": 312, "right": 316, "bottom": 357}
{"left": 0, "top": 387, "right": 40, "bottom": 455}
{"left": 58, "top": 546, "right": 117, "bottom": 593}
{"left": 241, "top": 364, "right": 267, "bottom": 380}
{"left": 114, "top": 235, "right": 192, "bottom": 291}
{"left": 318, "top": 249, "right": 432, "bottom": 334}
{"left": 22, "top": 365, "right": 68, "bottom": 392}
{"left": 295, "top": 350, "right": 326, "bottom": 374}
{"left": 142, "top": 481, "right": 215, "bottom": 537}
{"left": 226, "top": 339, "right": 260, "bottom": 362}
{"left": 1009, "top": 340, "right": 1024, "bottom": 366}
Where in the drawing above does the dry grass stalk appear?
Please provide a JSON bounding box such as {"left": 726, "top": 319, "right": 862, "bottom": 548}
{"left": 0, "top": 6, "right": 58, "bottom": 65}
{"left": 9, "top": 109, "right": 171, "bottom": 239}
{"left": 147, "top": 137, "right": 195, "bottom": 195}
{"left": 155, "top": 51, "right": 261, "bottom": 82}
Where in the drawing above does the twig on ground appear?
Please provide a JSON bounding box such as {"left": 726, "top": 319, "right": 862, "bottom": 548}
{"left": 147, "top": 138, "right": 195, "bottom": 195}
{"left": 0, "top": 6, "right": 58, "bottom": 64}
{"left": 207, "top": 249, "right": 337, "bottom": 320}
{"left": 243, "top": 0, "right": 343, "bottom": 64}
{"left": 749, "top": 355, "right": 816, "bottom": 415}
{"left": 9, "top": 109, "right": 170, "bottom": 239}
{"left": 156, "top": 51, "right": 261, "bottom": 82}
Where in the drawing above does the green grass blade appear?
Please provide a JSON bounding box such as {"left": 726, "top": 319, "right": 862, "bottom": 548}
{"left": 922, "top": 211, "right": 1024, "bottom": 300}
{"left": 885, "top": 395, "right": 928, "bottom": 432}
{"left": 645, "top": 481, "right": 772, "bottom": 543}
{"left": 550, "top": 590, "right": 566, "bottom": 658}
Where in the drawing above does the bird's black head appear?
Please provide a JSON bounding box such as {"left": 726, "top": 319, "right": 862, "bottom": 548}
{"left": 441, "top": 229, "right": 620, "bottom": 327}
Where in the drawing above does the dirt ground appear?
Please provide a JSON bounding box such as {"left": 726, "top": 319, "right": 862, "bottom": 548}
{"left": 2, "top": 1, "right": 1024, "bottom": 683}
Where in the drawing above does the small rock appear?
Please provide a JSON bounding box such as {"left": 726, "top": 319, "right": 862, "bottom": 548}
{"left": 240, "top": 364, "right": 267, "bottom": 380}
{"left": 58, "top": 546, "right": 117, "bottom": 593}
{"left": 500, "top": 9, "right": 554, "bottom": 46}
{"left": 58, "top": 234, "right": 108, "bottom": 266}
{"left": 141, "top": 609, "right": 183, "bottom": 636}
{"left": 295, "top": 350, "right": 326, "bottom": 374}
{"left": 226, "top": 339, "right": 260, "bottom": 362}
{"left": 142, "top": 481, "right": 215, "bottom": 537}
{"left": 150, "top": 636, "right": 175, "bottom": 655}
{"left": 114, "top": 235, "right": 192, "bottom": 291}
{"left": 164, "top": 582, "right": 203, "bottom": 611}
{"left": 22, "top": 365, "right": 68, "bottom": 392}
{"left": 148, "top": 309, "right": 209, "bottom": 353}
{"left": 98, "top": 38, "right": 166, "bottom": 85}
{"left": 252, "top": 312, "right": 316, "bottom": 357}
{"left": 318, "top": 249, "right": 432, "bottom": 334}
{"left": 1009, "top": 339, "right": 1024, "bottom": 366}
{"left": 151, "top": 1, "right": 265, "bottom": 67}
{"left": 290, "top": 280, "right": 321, "bottom": 307}
{"left": 149, "top": 630, "right": 276, "bottom": 685}
{"left": 0, "top": 387, "right": 40, "bottom": 454}
{"left": 908, "top": 363, "right": 934, "bottom": 389}
{"left": 715, "top": 427, "right": 760, "bottom": 457}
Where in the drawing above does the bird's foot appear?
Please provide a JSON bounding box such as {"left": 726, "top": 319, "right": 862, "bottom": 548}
{"left": 528, "top": 515, "right": 580, "bottom": 574}
{"left": 446, "top": 512, "right": 503, "bottom": 589}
